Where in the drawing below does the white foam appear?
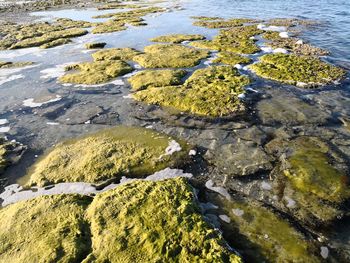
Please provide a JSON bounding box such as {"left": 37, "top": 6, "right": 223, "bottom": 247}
{"left": 219, "top": 214, "right": 231, "bottom": 223}
{"left": 73, "top": 78, "right": 125, "bottom": 88}
{"left": 234, "top": 64, "right": 243, "bottom": 70}
{"left": 238, "top": 93, "right": 246, "bottom": 99}
{"left": 189, "top": 149, "right": 197, "bottom": 156}
{"left": 261, "top": 46, "right": 274, "bottom": 53}
{"left": 0, "top": 119, "right": 9, "bottom": 125}
{"left": 273, "top": 48, "right": 288, "bottom": 54}
{"left": 40, "top": 62, "right": 78, "bottom": 79}
{"left": 232, "top": 208, "right": 244, "bottom": 217}
{"left": 0, "top": 74, "right": 24, "bottom": 86}
{"left": 279, "top": 31, "right": 289, "bottom": 38}
{"left": 144, "top": 168, "right": 192, "bottom": 181}
{"left": 0, "top": 48, "right": 41, "bottom": 59}
{"left": 257, "top": 24, "right": 286, "bottom": 32}
{"left": 23, "top": 95, "right": 62, "bottom": 108}
{"left": 46, "top": 122, "right": 60, "bottom": 126}
{"left": 0, "top": 126, "right": 10, "bottom": 133}
{"left": 295, "top": 39, "right": 304, "bottom": 45}
{"left": 163, "top": 140, "right": 182, "bottom": 156}
{"left": 205, "top": 180, "right": 231, "bottom": 200}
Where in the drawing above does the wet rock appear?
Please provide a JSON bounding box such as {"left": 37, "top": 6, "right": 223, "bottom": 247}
{"left": 91, "top": 111, "right": 119, "bottom": 125}
{"left": 0, "top": 137, "right": 26, "bottom": 175}
{"left": 0, "top": 194, "right": 92, "bottom": 263}
{"left": 0, "top": 61, "right": 34, "bottom": 68}
{"left": 213, "top": 51, "right": 252, "bottom": 65}
{"left": 207, "top": 139, "right": 273, "bottom": 177}
{"left": 133, "top": 66, "right": 250, "bottom": 117}
{"left": 249, "top": 53, "right": 346, "bottom": 87}
{"left": 92, "top": 47, "right": 141, "bottom": 61}
{"left": 150, "top": 34, "right": 205, "bottom": 43}
{"left": 133, "top": 44, "right": 209, "bottom": 68}
{"left": 55, "top": 102, "right": 104, "bottom": 125}
{"left": 84, "top": 42, "right": 106, "bottom": 49}
{"left": 128, "top": 69, "right": 187, "bottom": 91}
{"left": 25, "top": 126, "right": 190, "bottom": 186}
{"left": 33, "top": 98, "right": 74, "bottom": 118}
{"left": 193, "top": 18, "right": 256, "bottom": 29}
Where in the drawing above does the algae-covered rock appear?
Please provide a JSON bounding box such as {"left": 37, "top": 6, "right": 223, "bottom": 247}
{"left": 213, "top": 52, "right": 252, "bottom": 65}
{"left": 150, "top": 34, "right": 205, "bottom": 43}
{"left": 193, "top": 18, "right": 254, "bottom": 29}
{"left": 40, "top": 38, "right": 72, "bottom": 49}
{"left": 25, "top": 126, "right": 189, "bottom": 186}
{"left": 210, "top": 194, "right": 319, "bottom": 263}
{"left": 92, "top": 20, "right": 127, "bottom": 34}
{"left": 0, "top": 61, "right": 34, "bottom": 68}
{"left": 133, "top": 44, "right": 209, "bottom": 68}
{"left": 249, "top": 53, "right": 346, "bottom": 87}
{"left": 133, "top": 66, "right": 250, "bottom": 117}
{"left": 0, "top": 194, "right": 92, "bottom": 263}
{"left": 190, "top": 16, "right": 224, "bottom": 21}
{"left": 59, "top": 60, "right": 133, "bottom": 85}
{"left": 0, "top": 137, "right": 26, "bottom": 175}
{"left": 92, "top": 47, "right": 141, "bottom": 61}
{"left": 128, "top": 69, "right": 187, "bottom": 91}
{"left": 84, "top": 42, "right": 106, "bottom": 49}
{"left": 85, "top": 178, "right": 242, "bottom": 262}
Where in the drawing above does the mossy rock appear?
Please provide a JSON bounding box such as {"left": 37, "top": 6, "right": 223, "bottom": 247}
{"left": 128, "top": 69, "right": 187, "bottom": 91}
{"left": 92, "top": 20, "right": 127, "bottom": 34}
{"left": 249, "top": 53, "right": 346, "bottom": 87}
{"left": 133, "top": 66, "right": 250, "bottom": 117}
{"left": 193, "top": 18, "right": 254, "bottom": 29}
{"left": 40, "top": 38, "right": 72, "bottom": 49}
{"left": 24, "top": 126, "right": 189, "bottom": 186}
{"left": 262, "top": 31, "right": 281, "bottom": 40}
{"left": 210, "top": 194, "right": 320, "bottom": 263}
{"left": 86, "top": 178, "right": 242, "bottom": 262}
{"left": 0, "top": 194, "right": 92, "bottom": 263}
{"left": 190, "top": 16, "right": 224, "bottom": 21}
{"left": 188, "top": 40, "right": 218, "bottom": 50}
{"left": 59, "top": 60, "right": 133, "bottom": 85}
{"left": 150, "top": 34, "right": 206, "bottom": 43}
{"left": 282, "top": 137, "right": 350, "bottom": 203}
{"left": 97, "top": 3, "right": 146, "bottom": 10}
{"left": 0, "top": 138, "right": 26, "bottom": 175}
{"left": 84, "top": 42, "right": 106, "bottom": 49}
{"left": 92, "top": 47, "right": 142, "bottom": 61}
{"left": 213, "top": 52, "right": 252, "bottom": 65}
{"left": 133, "top": 44, "right": 209, "bottom": 68}
{"left": 0, "top": 61, "right": 34, "bottom": 68}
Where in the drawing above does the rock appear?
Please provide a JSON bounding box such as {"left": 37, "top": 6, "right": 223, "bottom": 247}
{"left": 55, "top": 102, "right": 104, "bottom": 125}
{"left": 0, "top": 137, "right": 26, "bottom": 175}
{"left": 150, "top": 34, "right": 205, "bottom": 43}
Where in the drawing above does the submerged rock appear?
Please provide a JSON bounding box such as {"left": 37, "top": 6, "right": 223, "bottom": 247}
{"left": 84, "top": 42, "right": 107, "bottom": 49}
{"left": 133, "top": 44, "right": 209, "bottom": 68}
{"left": 86, "top": 178, "right": 241, "bottom": 262}
{"left": 150, "top": 34, "right": 205, "bottom": 43}
{"left": 24, "top": 126, "right": 189, "bottom": 186}
{"left": 128, "top": 69, "right": 187, "bottom": 91}
{"left": 133, "top": 66, "right": 250, "bottom": 117}
{"left": 249, "top": 53, "right": 346, "bottom": 87}
{"left": 0, "top": 194, "right": 92, "bottom": 263}
{"left": 0, "top": 137, "right": 26, "bottom": 175}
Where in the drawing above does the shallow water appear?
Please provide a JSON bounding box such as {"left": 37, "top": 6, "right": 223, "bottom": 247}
{"left": 0, "top": 0, "right": 350, "bottom": 260}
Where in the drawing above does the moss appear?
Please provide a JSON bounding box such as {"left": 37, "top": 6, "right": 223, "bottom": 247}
{"left": 188, "top": 40, "right": 218, "bottom": 50}
{"left": 128, "top": 69, "right": 187, "bottom": 91}
{"left": 0, "top": 61, "right": 34, "bottom": 68}
{"left": 9, "top": 28, "right": 88, "bottom": 49}
{"left": 0, "top": 194, "right": 92, "bottom": 263}
{"left": 150, "top": 34, "right": 206, "bottom": 43}
{"left": 267, "top": 38, "right": 330, "bottom": 56}
{"left": 0, "top": 138, "right": 25, "bottom": 175}
{"left": 97, "top": 3, "right": 146, "bottom": 10}
{"left": 86, "top": 178, "right": 242, "bottom": 262}
{"left": 213, "top": 52, "right": 252, "bottom": 65}
{"left": 93, "top": 7, "right": 165, "bottom": 19}
{"left": 262, "top": 31, "right": 281, "bottom": 40}
{"left": 249, "top": 53, "right": 346, "bottom": 87}
{"left": 40, "top": 38, "right": 72, "bottom": 49}
{"left": 55, "top": 18, "right": 94, "bottom": 28}
{"left": 92, "top": 21, "right": 127, "bottom": 34}
{"left": 92, "top": 47, "right": 141, "bottom": 61}
{"left": 59, "top": 60, "right": 133, "bottom": 85}
{"left": 24, "top": 126, "right": 189, "bottom": 186}
{"left": 133, "top": 44, "right": 209, "bottom": 68}
{"left": 190, "top": 16, "right": 224, "bottom": 21}
{"left": 211, "top": 195, "right": 319, "bottom": 263}
{"left": 283, "top": 137, "right": 350, "bottom": 203}
{"left": 84, "top": 42, "right": 106, "bottom": 49}
{"left": 193, "top": 18, "right": 254, "bottom": 29}
{"left": 133, "top": 66, "right": 250, "bottom": 117}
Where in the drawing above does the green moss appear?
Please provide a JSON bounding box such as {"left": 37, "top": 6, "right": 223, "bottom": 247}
{"left": 188, "top": 40, "right": 218, "bottom": 50}
{"left": 9, "top": 28, "right": 87, "bottom": 49}
{"left": 0, "top": 194, "right": 92, "bottom": 263}
{"left": 92, "top": 47, "right": 141, "bottom": 61}
{"left": 190, "top": 16, "right": 224, "bottom": 21}
{"left": 0, "top": 61, "right": 34, "bottom": 68}
{"left": 262, "top": 31, "right": 281, "bottom": 40}
{"left": 133, "top": 66, "right": 250, "bottom": 117}
{"left": 86, "top": 178, "right": 242, "bottom": 262}
{"left": 211, "top": 195, "right": 319, "bottom": 263}
{"left": 59, "top": 60, "right": 133, "bottom": 85}
{"left": 92, "top": 21, "right": 127, "bottom": 34}
{"left": 84, "top": 42, "right": 106, "bottom": 49}
{"left": 249, "top": 53, "right": 346, "bottom": 87}
{"left": 267, "top": 38, "right": 329, "bottom": 56}
{"left": 97, "top": 3, "right": 146, "bottom": 10}
{"left": 40, "top": 38, "right": 72, "bottom": 49}
{"left": 24, "top": 126, "right": 189, "bottom": 186}
{"left": 150, "top": 34, "right": 206, "bottom": 43}
{"left": 283, "top": 137, "right": 350, "bottom": 203}
{"left": 193, "top": 18, "right": 254, "bottom": 29}
{"left": 128, "top": 69, "right": 187, "bottom": 91}
{"left": 133, "top": 44, "right": 209, "bottom": 68}
{"left": 56, "top": 18, "right": 94, "bottom": 28}
{"left": 213, "top": 52, "right": 252, "bottom": 65}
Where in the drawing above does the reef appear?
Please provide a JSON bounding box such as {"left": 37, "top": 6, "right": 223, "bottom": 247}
{"left": 133, "top": 66, "right": 250, "bottom": 117}
{"left": 249, "top": 53, "right": 346, "bottom": 87}
{"left": 85, "top": 42, "right": 107, "bottom": 49}
{"left": 0, "top": 194, "right": 92, "bottom": 263}
{"left": 209, "top": 194, "right": 319, "bottom": 263}
{"left": 128, "top": 69, "right": 187, "bottom": 91}
{"left": 86, "top": 178, "right": 241, "bottom": 262}
{"left": 133, "top": 44, "right": 209, "bottom": 68}
{"left": 193, "top": 18, "right": 255, "bottom": 29}
{"left": 213, "top": 52, "right": 252, "bottom": 65}
{"left": 92, "top": 47, "right": 141, "bottom": 61}
{"left": 24, "top": 126, "right": 189, "bottom": 186}
{"left": 0, "top": 61, "right": 34, "bottom": 68}
{"left": 150, "top": 34, "right": 206, "bottom": 43}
